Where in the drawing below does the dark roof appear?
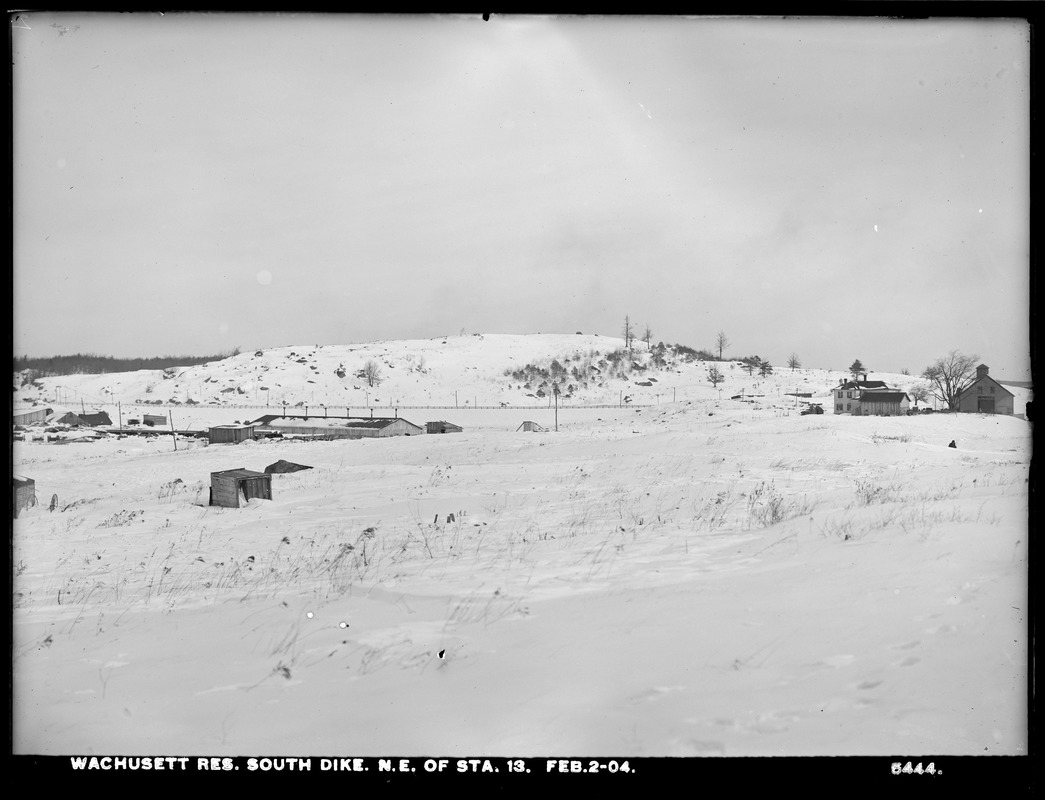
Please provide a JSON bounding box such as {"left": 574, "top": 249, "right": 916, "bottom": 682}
{"left": 839, "top": 380, "right": 888, "bottom": 390}
{"left": 858, "top": 391, "right": 909, "bottom": 402}
{"left": 264, "top": 460, "right": 313, "bottom": 474}
{"left": 79, "top": 411, "right": 113, "bottom": 426}
{"left": 344, "top": 419, "right": 399, "bottom": 429}
{"left": 211, "top": 468, "right": 269, "bottom": 479}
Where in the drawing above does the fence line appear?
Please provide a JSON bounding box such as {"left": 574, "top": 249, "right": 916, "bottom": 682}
{"left": 124, "top": 402, "right": 653, "bottom": 411}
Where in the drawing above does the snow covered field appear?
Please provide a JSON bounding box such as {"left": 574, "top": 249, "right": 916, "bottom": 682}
{"left": 11, "top": 337, "right": 1031, "bottom": 758}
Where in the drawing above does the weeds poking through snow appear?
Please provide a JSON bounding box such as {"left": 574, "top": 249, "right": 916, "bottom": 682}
{"left": 852, "top": 479, "right": 899, "bottom": 505}
{"left": 745, "top": 482, "right": 814, "bottom": 528}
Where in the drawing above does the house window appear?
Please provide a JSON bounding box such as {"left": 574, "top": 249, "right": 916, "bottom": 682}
{"left": 846, "top": 391, "right": 852, "bottom": 398}
{"left": 846, "top": 403, "right": 851, "bottom": 411}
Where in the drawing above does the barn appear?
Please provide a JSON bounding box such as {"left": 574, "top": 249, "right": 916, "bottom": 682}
{"left": 209, "top": 468, "right": 272, "bottom": 508}
{"left": 956, "top": 365, "right": 1015, "bottom": 415}
{"left": 13, "top": 475, "right": 36, "bottom": 518}
{"left": 426, "top": 420, "right": 463, "bottom": 434}
{"left": 208, "top": 424, "right": 256, "bottom": 444}
{"left": 855, "top": 390, "right": 910, "bottom": 416}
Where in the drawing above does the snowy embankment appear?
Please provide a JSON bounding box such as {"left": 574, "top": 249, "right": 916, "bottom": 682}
{"left": 12, "top": 396, "right": 1029, "bottom": 757}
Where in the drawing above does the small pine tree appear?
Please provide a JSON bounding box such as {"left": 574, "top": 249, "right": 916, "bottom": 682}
{"left": 849, "top": 359, "right": 866, "bottom": 378}
{"left": 708, "top": 365, "right": 724, "bottom": 387}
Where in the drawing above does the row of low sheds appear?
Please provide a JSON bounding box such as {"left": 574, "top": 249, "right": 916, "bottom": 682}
{"left": 206, "top": 416, "right": 463, "bottom": 444}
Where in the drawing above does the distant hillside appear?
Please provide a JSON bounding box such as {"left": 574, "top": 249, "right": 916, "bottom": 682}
{"left": 12, "top": 333, "right": 952, "bottom": 414}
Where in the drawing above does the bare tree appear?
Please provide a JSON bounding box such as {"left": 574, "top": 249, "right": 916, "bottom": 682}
{"left": 643, "top": 324, "right": 653, "bottom": 351}
{"left": 715, "top": 331, "right": 729, "bottom": 360}
{"left": 787, "top": 353, "right": 801, "bottom": 370}
{"left": 362, "top": 359, "right": 383, "bottom": 388}
{"left": 622, "top": 315, "right": 634, "bottom": 353}
{"left": 921, "top": 350, "right": 979, "bottom": 410}
{"left": 708, "top": 365, "right": 724, "bottom": 387}
{"left": 909, "top": 384, "right": 930, "bottom": 409}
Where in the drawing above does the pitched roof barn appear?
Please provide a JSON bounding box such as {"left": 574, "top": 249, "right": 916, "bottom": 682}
{"left": 956, "top": 365, "right": 1015, "bottom": 415}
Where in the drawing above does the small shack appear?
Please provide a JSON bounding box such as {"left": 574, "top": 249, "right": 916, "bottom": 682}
{"left": 517, "top": 421, "right": 547, "bottom": 432}
{"left": 13, "top": 475, "right": 36, "bottom": 518}
{"left": 209, "top": 468, "right": 272, "bottom": 508}
{"left": 142, "top": 414, "right": 167, "bottom": 427}
{"left": 208, "top": 424, "right": 256, "bottom": 444}
{"left": 427, "top": 420, "right": 463, "bottom": 434}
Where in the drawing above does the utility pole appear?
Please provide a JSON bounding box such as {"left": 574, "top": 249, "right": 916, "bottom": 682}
{"left": 554, "top": 384, "right": 559, "bottom": 432}
{"left": 117, "top": 401, "right": 122, "bottom": 431}
{"left": 169, "top": 410, "right": 177, "bottom": 451}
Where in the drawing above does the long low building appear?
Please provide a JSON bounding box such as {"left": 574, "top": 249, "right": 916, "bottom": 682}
{"left": 13, "top": 407, "right": 51, "bottom": 426}
{"left": 253, "top": 414, "right": 424, "bottom": 439}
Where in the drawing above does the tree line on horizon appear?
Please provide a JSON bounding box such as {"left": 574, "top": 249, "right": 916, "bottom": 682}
{"left": 14, "top": 349, "right": 242, "bottom": 379}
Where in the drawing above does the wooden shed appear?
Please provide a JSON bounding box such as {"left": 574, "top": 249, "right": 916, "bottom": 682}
{"left": 13, "top": 475, "right": 36, "bottom": 518}
{"left": 209, "top": 468, "right": 272, "bottom": 508}
{"left": 142, "top": 414, "right": 167, "bottom": 427}
{"left": 517, "top": 421, "right": 547, "bottom": 432}
{"left": 208, "top": 424, "right": 256, "bottom": 444}
{"left": 426, "top": 420, "right": 463, "bottom": 434}
{"left": 856, "top": 390, "right": 910, "bottom": 416}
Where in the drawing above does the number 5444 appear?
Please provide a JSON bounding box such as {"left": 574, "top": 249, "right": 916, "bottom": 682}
{"left": 891, "top": 762, "right": 938, "bottom": 775}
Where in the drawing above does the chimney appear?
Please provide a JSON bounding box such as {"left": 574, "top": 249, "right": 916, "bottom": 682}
{"left": 862, "top": 373, "right": 868, "bottom": 382}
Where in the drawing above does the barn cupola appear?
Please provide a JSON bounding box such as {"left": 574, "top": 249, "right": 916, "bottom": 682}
{"left": 976, "top": 364, "right": 989, "bottom": 380}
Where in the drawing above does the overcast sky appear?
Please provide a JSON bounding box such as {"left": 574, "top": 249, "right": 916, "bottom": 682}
{"left": 12, "top": 13, "right": 1032, "bottom": 380}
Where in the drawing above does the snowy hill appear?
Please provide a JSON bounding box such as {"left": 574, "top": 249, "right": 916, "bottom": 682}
{"left": 17, "top": 333, "right": 1024, "bottom": 421}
